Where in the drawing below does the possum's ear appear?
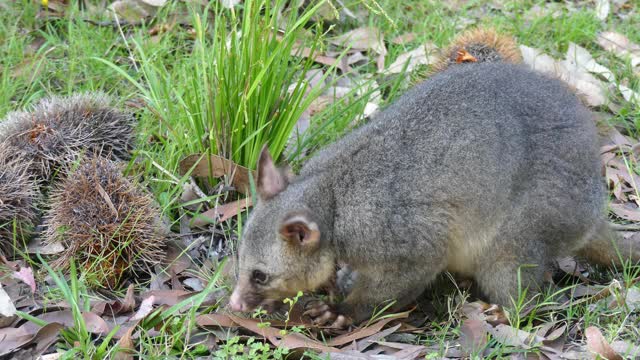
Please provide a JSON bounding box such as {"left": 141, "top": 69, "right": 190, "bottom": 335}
{"left": 279, "top": 213, "right": 320, "bottom": 251}
{"left": 257, "top": 144, "right": 288, "bottom": 200}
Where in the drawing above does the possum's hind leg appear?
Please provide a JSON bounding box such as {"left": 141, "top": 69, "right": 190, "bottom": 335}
{"left": 473, "top": 216, "right": 557, "bottom": 307}
{"left": 474, "top": 243, "right": 549, "bottom": 307}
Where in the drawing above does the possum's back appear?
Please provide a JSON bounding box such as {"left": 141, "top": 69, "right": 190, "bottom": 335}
{"left": 318, "top": 62, "right": 604, "bottom": 258}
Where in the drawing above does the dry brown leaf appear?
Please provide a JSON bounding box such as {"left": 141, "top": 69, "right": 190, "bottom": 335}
{"left": 164, "top": 243, "right": 193, "bottom": 276}
{"left": 391, "top": 33, "right": 417, "bottom": 45}
{"left": 585, "top": 326, "right": 623, "bottom": 360}
{"left": 330, "top": 27, "right": 387, "bottom": 55}
{"left": 318, "top": 349, "right": 385, "bottom": 359}
{"left": 12, "top": 267, "right": 36, "bottom": 294}
{"left": 519, "top": 45, "right": 607, "bottom": 107}
{"left": 122, "top": 284, "right": 136, "bottom": 312}
{"left": 597, "top": 32, "right": 640, "bottom": 67}
{"left": 610, "top": 340, "right": 640, "bottom": 358}
{"left": 228, "top": 314, "right": 337, "bottom": 352}
{"left": 544, "top": 324, "right": 567, "bottom": 342}
{"left": 385, "top": 43, "right": 437, "bottom": 74}
{"left": 460, "top": 319, "right": 487, "bottom": 354}
{"left": 141, "top": 290, "right": 193, "bottom": 306}
{"left": 130, "top": 296, "right": 155, "bottom": 321}
{"left": 10, "top": 56, "right": 45, "bottom": 80}
{"left": 606, "top": 167, "right": 628, "bottom": 202}
{"left": 486, "top": 324, "right": 540, "bottom": 349}
{"left": 195, "top": 313, "right": 238, "bottom": 328}
{"left": 0, "top": 323, "right": 63, "bottom": 357}
{"left": 179, "top": 154, "right": 254, "bottom": 194}
{"left": 330, "top": 27, "right": 386, "bottom": 72}
{"left": 349, "top": 323, "right": 401, "bottom": 352}
{"left": 113, "top": 321, "right": 138, "bottom": 360}
{"left": 370, "top": 341, "right": 430, "bottom": 358}
{"left": 572, "top": 284, "right": 607, "bottom": 298}
{"left": 606, "top": 127, "right": 634, "bottom": 147}
{"left": 197, "top": 311, "right": 411, "bottom": 354}
{"left": 326, "top": 309, "right": 411, "bottom": 347}
{"left": 109, "top": 0, "right": 151, "bottom": 22}
{"left": 623, "top": 287, "right": 640, "bottom": 311}
{"left": 566, "top": 43, "right": 615, "bottom": 82}
{"left": 0, "top": 285, "right": 16, "bottom": 328}
{"left": 556, "top": 257, "right": 592, "bottom": 283}
{"left": 17, "top": 311, "right": 109, "bottom": 336}
{"left": 191, "top": 197, "right": 253, "bottom": 228}
{"left": 93, "top": 284, "right": 137, "bottom": 317}
{"left": 346, "top": 52, "right": 368, "bottom": 65}
{"left": 519, "top": 45, "right": 559, "bottom": 75}
{"left": 27, "top": 238, "right": 64, "bottom": 255}
{"left": 293, "top": 46, "right": 347, "bottom": 71}
{"left": 460, "top": 301, "right": 509, "bottom": 326}
{"left": 565, "top": 42, "right": 639, "bottom": 103}
{"left": 610, "top": 203, "right": 640, "bottom": 221}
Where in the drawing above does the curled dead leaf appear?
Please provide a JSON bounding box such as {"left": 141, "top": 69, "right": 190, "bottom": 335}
{"left": 191, "top": 197, "right": 253, "bottom": 228}
{"left": 585, "top": 326, "right": 623, "bottom": 360}
{"left": 179, "top": 154, "right": 254, "bottom": 195}
{"left": 597, "top": 32, "right": 640, "bottom": 68}
{"left": 326, "top": 309, "right": 411, "bottom": 347}
{"left": 0, "top": 322, "right": 63, "bottom": 357}
{"left": 486, "top": 324, "right": 541, "bottom": 349}
{"left": 330, "top": 27, "right": 387, "bottom": 56}
{"left": 460, "top": 319, "right": 487, "bottom": 355}
{"left": 385, "top": 43, "right": 437, "bottom": 74}
{"left": 130, "top": 296, "right": 155, "bottom": 321}
{"left": 12, "top": 267, "right": 36, "bottom": 293}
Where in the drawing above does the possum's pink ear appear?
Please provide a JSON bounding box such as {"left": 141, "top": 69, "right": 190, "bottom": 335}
{"left": 257, "top": 144, "right": 288, "bottom": 200}
{"left": 279, "top": 214, "right": 320, "bottom": 251}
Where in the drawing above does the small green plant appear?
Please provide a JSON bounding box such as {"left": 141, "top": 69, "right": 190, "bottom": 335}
{"left": 251, "top": 306, "right": 272, "bottom": 329}
{"left": 26, "top": 256, "right": 120, "bottom": 359}
{"left": 280, "top": 290, "right": 305, "bottom": 336}
{"left": 364, "top": 299, "right": 397, "bottom": 327}
{"left": 132, "top": 259, "right": 227, "bottom": 357}
{"left": 214, "top": 335, "right": 290, "bottom": 360}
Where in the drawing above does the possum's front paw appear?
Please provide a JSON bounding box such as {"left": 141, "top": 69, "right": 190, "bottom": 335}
{"left": 303, "top": 300, "right": 352, "bottom": 329}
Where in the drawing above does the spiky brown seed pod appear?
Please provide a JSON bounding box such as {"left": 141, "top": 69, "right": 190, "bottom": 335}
{"left": 44, "top": 155, "right": 166, "bottom": 289}
{"left": 431, "top": 28, "right": 522, "bottom": 75}
{"left": 0, "top": 142, "right": 39, "bottom": 255}
{"left": 0, "top": 93, "right": 135, "bottom": 181}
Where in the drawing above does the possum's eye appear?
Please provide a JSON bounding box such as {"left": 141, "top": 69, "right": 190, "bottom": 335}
{"left": 252, "top": 270, "right": 269, "bottom": 285}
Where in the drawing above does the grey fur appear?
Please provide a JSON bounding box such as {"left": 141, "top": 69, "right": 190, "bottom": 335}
{"left": 234, "top": 62, "right": 615, "bottom": 322}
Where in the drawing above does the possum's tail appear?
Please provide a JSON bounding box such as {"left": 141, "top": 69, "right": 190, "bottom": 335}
{"left": 431, "top": 28, "right": 522, "bottom": 74}
{"left": 578, "top": 221, "right": 640, "bottom": 267}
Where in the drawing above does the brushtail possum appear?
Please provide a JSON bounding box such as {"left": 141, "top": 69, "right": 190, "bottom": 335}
{"left": 229, "top": 29, "right": 639, "bottom": 326}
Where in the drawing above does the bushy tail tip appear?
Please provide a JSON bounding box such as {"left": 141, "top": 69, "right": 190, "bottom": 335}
{"left": 578, "top": 222, "right": 640, "bottom": 267}
{"left": 431, "top": 28, "right": 522, "bottom": 74}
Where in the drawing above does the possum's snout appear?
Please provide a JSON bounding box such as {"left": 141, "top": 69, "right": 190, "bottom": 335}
{"left": 228, "top": 286, "right": 282, "bottom": 313}
{"left": 228, "top": 275, "right": 263, "bottom": 313}
{"left": 228, "top": 288, "right": 251, "bottom": 312}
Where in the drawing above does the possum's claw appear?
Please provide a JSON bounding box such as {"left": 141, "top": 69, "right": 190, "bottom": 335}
{"left": 303, "top": 300, "right": 352, "bottom": 329}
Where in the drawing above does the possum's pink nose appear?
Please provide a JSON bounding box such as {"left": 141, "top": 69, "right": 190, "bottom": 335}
{"left": 229, "top": 289, "right": 248, "bottom": 312}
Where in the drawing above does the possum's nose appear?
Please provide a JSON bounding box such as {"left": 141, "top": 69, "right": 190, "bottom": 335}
{"left": 229, "top": 289, "right": 249, "bottom": 312}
